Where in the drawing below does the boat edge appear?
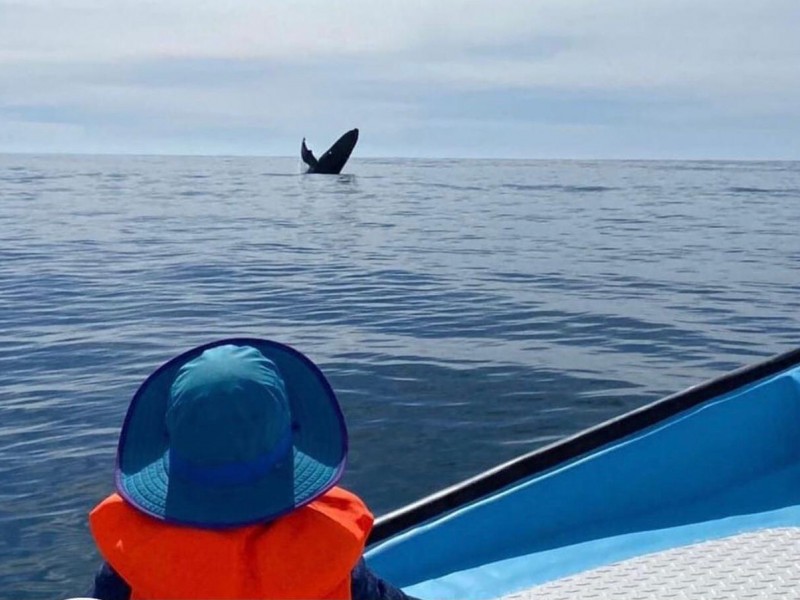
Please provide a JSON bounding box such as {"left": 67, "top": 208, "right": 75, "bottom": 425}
{"left": 368, "top": 346, "right": 800, "bottom": 545}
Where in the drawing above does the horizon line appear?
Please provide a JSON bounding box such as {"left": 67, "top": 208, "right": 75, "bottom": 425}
{"left": 2, "top": 151, "right": 799, "bottom": 163}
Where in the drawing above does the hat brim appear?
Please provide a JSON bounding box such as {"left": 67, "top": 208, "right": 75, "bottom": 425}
{"left": 115, "top": 338, "right": 348, "bottom": 528}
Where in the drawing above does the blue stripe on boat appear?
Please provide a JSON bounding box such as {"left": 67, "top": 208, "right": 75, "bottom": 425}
{"left": 365, "top": 363, "right": 800, "bottom": 599}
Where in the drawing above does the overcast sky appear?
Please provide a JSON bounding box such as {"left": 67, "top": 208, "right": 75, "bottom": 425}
{"left": 2, "top": 0, "right": 799, "bottom": 159}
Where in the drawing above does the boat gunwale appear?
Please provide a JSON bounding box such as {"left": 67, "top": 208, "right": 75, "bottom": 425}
{"left": 368, "top": 346, "right": 800, "bottom": 545}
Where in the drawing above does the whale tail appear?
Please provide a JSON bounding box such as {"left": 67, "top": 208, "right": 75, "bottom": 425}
{"left": 301, "top": 128, "right": 359, "bottom": 174}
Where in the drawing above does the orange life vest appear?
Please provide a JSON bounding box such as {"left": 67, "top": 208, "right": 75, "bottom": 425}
{"left": 89, "top": 487, "right": 374, "bottom": 600}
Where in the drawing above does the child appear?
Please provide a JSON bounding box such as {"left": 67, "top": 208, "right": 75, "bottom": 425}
{"left": 87, "top": 338, "right": 417, "bottom": 600}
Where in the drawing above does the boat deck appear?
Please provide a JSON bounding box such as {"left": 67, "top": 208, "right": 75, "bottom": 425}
{"left": 500, "top": 527, "right": 800, "bottom": 599}
{"left": 368, "top": 356, "right": 800, "bottom": 600}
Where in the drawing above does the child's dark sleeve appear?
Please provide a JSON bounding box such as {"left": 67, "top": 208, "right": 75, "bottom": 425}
{"left": 87, "top": 562, "right": 131, "bottom": 600}
{"left": 351, "top": 557, "right": 422, "bottom": 600}
{"left": 87, "top": 557, "right": 419, "bottom": 600}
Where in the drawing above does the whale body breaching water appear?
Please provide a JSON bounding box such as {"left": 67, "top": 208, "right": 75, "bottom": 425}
{"left": 301, "top": 128, "right": 359, "bottom": 174}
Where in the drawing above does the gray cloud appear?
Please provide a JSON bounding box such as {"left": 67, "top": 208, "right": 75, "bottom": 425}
{"left": 1, "top": 0, "right": 799, "bottom": 157}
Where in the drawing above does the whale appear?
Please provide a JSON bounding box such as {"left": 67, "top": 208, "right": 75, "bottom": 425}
{"left": 301, "top": 128, "right": 359, "bottom": 174}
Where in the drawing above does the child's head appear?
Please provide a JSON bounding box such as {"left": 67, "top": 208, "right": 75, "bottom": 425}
{"left": 114, "top": 339, "right": 348, "bottom": 528}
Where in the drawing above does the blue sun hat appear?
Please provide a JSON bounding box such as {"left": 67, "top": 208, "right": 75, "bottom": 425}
{"left": 114, "top": 338, "right": 348, "bottom": 528}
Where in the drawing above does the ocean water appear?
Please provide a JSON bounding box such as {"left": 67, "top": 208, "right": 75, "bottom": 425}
{"left": 1, "top": 154, "right": 799, "bottom": 598}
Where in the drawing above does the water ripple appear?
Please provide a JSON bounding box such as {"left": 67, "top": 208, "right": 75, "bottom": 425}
{"left": 1, "top": 155, "right": 799, "bottom": 597}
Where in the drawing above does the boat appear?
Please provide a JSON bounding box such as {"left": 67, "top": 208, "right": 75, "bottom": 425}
{"left": 364, "top": 347, "right": 800, "bottom": 599}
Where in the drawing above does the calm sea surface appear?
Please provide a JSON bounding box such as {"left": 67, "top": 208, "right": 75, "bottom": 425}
{"left": 1, "top": 155, "right": 800, "bottom": 598}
